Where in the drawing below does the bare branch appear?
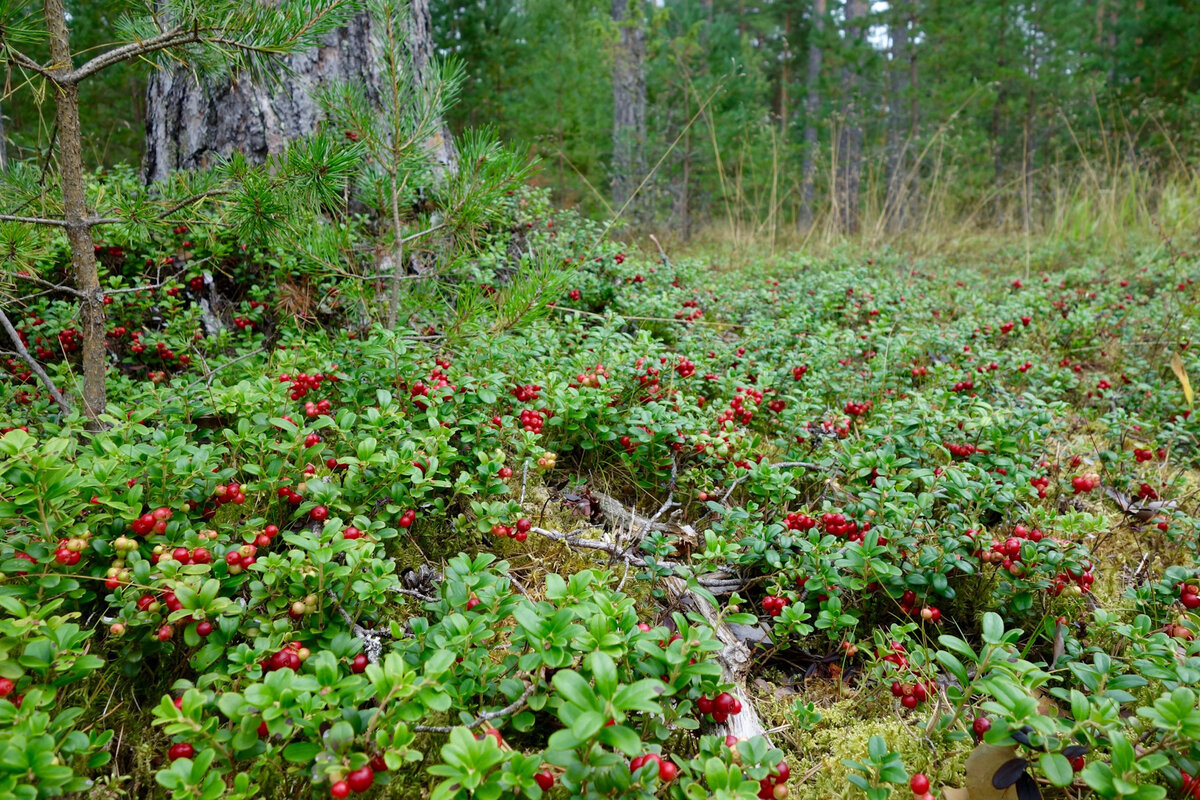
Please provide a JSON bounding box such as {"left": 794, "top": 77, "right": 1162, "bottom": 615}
{"left": 2, "top": 45, "right": 55, "bottom": 80}
{"left": 178, "top": 348, "right": 264, "bottom": 393}
{"left": 10, "top": 272, "right": 84, "bottom": 297}
{"left": 69, "top": 28, "right": 199, "bottom": 83}
{"left": 0, "top": 305, "right": 71, "bottom": 413}
{"left": 413, "top": 681, "right": 536, "bottom": 734}
{"left": 0, "top": 213, "right": 68, "bottom": 227}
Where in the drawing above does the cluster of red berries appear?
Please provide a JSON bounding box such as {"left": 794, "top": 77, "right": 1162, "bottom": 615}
{"left": 491, "top": 517, "right": 532, "bottom": 542}
{"left": 784, "top": 512, "right": 816, "bottom": 531}
{"left": 518, "top": 408, "right": 546, "bottom": 433}
{"left": 1133, "top": 447, "right": 1163, "bottom": 463}
{"left": 130, "top": 506, "right": 174, "bottom": 536}
{"left": 572, "top": 363, "right": 609, "bottom": 388}
{"left": 629, "top": 752, "right": 678, "bottom": 782}
{"left": 890, "top": 679, "right": 936, "bottom": 710}
{"left": 567, "top": 288, "right": 581, "bottom": 301}
{"left": 716, "top": 387, "right": 763, "bottom": 428}
{"left": 1071, "top": 472, "right": 1100, "bottom": 494}
{"left": 1178, "top": 582, "right": 1200, "bottom": 610}
{"left": 56, "top": 327, "right": 81, "bottom": 354}
{"left": 819, "top": 511, "right": 870, "bottom": 541}
{"left": 676, "top": 357, "right": 696, "bottom": 378}
{"left": 762, "top": 595, "right": 789, "bottom": 616}
{"left": 152, "top": 544, "right": 213, "bottom": 567}
{"left": 398, "top": 508, "right": 417, "bottom": 529}
{"left": 233, "top": 316, "right": 255, "bottom": 331}
{"left": 879, "top": 640, "right": 909, "bottom": 670}
{"left": 224, "top": 543, "right": 259, "bottom": 575}
{"left": 1030, "top": 474, "right": 1050, "bottom": 498}
{"left": 946, "top": 442, "right": 978, "bottom": 458}
{"left": 330, "top": 762, "right": 379, "bottom": 798}
{"left": 695, "top": 690, "right": 743, "bottom": 723}
{"left": 277, "top": 479, "right": 306, "bottom": 507}
{"left": 753, "top": 758, "right": 791, "bottom": 799}
{"left": 202, "top": 482, "right": 246, "bottom": 519}
{"left": 675, "top": 300, "right": 703, "bottom": 321}
{"left": 511, "top": 383, "right": 542, "bottom": 402}
{"left": 1048, "top": 566, "right": 1095, "bottom": 596}
{"left": 304, "top": 398, "right": 333, "bottom": 418}
{"left": 844, "top": 400, "right": 872, "bottom": 417}
{"left": 262, "top": 640, "right": 310, "bottom": 673}
{"left": 897, "top": 591, "right": 942, "bottom": 622}
{"left": 951, "top": 379, "right": 975, "bottom": 393}
{"left": 280, "top": 371, "right": 335, "bottom": 401}
{"left": 52, "top": 537, "right": 85, "bottom": 566}
{"left": 792, "top": 365, "right": 808, "bottom": 380}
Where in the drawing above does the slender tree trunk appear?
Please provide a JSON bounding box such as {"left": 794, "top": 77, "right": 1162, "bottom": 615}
{"left": 611, "top": 0, "right": 647, "bottom": 221}
{"left": 835, "top": 0, "right": 865, "bottom": 235}
{"left": 799, "top": 0, "right": 825, "bottom": 229}
{"left": 991, "top": 0, "right": 1009, "bottom": 228}
{"left": 45, "top": 0, "right": 105, "bottom": 421}
{"left": 779, "top": 10, "right": 790, "bottom": 136}
{"left": 907, "top": 3, "right": 920, "bottom": 222}
{"left": 884, "top": 2, "right": 910, "bottom": 233}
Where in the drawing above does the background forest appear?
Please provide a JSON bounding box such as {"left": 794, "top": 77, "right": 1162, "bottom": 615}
{"left": 5, "top": 0, "right": 1200, "bottom": 247}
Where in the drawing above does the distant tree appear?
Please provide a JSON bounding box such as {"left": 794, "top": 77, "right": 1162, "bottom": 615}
{"left": 611, "top": 0, "right": 648, "bottom": 220}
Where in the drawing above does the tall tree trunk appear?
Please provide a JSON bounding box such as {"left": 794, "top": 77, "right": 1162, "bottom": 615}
{"left": 143, "top": 4, "right": 453, "bottom": 181}
{"left": 45, "top": 0, "right": 106, "bottom": 422}
{"left": 799, "top": 0, "right": 825, "bottom": 229}
{"left": 835, "top": 0, "right": 865, "bottom": 235}
{"left": 991, "top": 0, "right": 1010, "bottom": 228}
{"left": 611, "top": 0, "right": 647, "bottom": 222}
{"left": 884, "top": 2, "right": 910, "bottom": 233}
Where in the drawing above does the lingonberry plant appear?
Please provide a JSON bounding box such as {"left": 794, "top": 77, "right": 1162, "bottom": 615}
{"left": 3, "top": 132, "right": 1200, "bottom": 799}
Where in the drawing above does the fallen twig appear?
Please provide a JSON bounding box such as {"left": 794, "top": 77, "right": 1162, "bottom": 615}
{"left": 413, "top": 680, "right": 536, "bottom": 734}
{"left": 0, "top": 305, "right": 72, "bottom": 414}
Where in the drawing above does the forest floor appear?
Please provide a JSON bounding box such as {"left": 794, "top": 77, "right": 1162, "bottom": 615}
{"left": 3, "top": 218, "right": 1200, "bottom": 800}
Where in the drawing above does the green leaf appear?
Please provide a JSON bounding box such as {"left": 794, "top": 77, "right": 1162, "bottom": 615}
{"left": 1040, "top": 753, "right": 1074, "bottom": 787}
{"left": 283, "top": 742, "right": 322, "bottom": 763}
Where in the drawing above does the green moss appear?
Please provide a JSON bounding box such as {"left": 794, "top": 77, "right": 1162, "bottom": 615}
{"left": 774, "top": 696, "right": 972, "bottom": 799}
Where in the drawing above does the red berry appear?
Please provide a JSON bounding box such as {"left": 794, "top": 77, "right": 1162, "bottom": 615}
{"left": 910, "top": 774, "right": 930, "bottom": 795}
{"left": 0, "top": 678, "right": 13, "bottom": 697}
{"left": 331, "top": 781, "right": 350, "bottom": 799}
{"left": 659, "top": 759, "right": 678, "bottom": 782}
{"left": 168, "top": 742, "right": 194, "bottom": 762}
{"left": 972, "top": 716, "right": 991, "bottom": 739}
{"left": 535, "top": 770, "right": 555, "bottom": 790}
{"left": 346, "top": 766, "right": 374, "bottom": 793}
{"left": 311, "top": 505, "right": 329, "bottom": 522}
{"left": 351, "top": 654, "right": 368, "bottom": 674}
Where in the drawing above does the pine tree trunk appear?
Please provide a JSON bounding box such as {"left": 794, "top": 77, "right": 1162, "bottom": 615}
{"left": 143, "top": 4, "right": 454, "bottom": 182}
{"left": 835, "top": 0, "right": 865, "bottom": 235}
{"left": 45, "top": 0, "right": 106, "bottom": 422}
{"left": 799, "top": 0, "right": 825, "bottom": 229}
{"left": 611, "top": 0, "right": 647, "bottom": 221}
{"left": 884, "top": 3, "right": 910, "bottom": 233}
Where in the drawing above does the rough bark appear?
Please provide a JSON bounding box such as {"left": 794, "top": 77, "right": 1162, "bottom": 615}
{"left": 611, "top": 0, "right": 647, "bottom": 220}
{"left": 143, "top": 4, "right": 454, "bottom": 182}
{"left": 835, "top": 0, "right": 865, "bottom": 235}
{"left": 799, "top": 0, "right": 825, "bottom": 229}
{"left": 45, "top": 0, "right": 106, "bottom": 422}
{"left": 884, "top": 3, "right": 910, "bottom": 233}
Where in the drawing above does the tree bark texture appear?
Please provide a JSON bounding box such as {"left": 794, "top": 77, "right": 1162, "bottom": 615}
{"left": 884, "top": 2, "right": 910, "bottom": 233}
{"left": 611, "top": 0, "right": 647, "bottom": 220}
{"left": 143, "top": 4, "right": 454, "bottom": 182}
{"left": 799, "top": 0, "right": 824, "bottom": 229}
{"left": 835, "top": 0, "right": 865, "bottom": 235}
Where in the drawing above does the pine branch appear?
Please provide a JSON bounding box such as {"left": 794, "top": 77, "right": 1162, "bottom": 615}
{"left": 10, "top": 272, "right": 84, "bottom": 297}
{"left": 1, "top": 45, "right": 56, "bottom": 81}
{"left": 0, "top": 305, "right": 71, "bottom": 414}
{"left": 70, "top": 27, "right": 199, "bottom": 83}
{"left": 0, "top": 213, "right": 68, "bottom": 227}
